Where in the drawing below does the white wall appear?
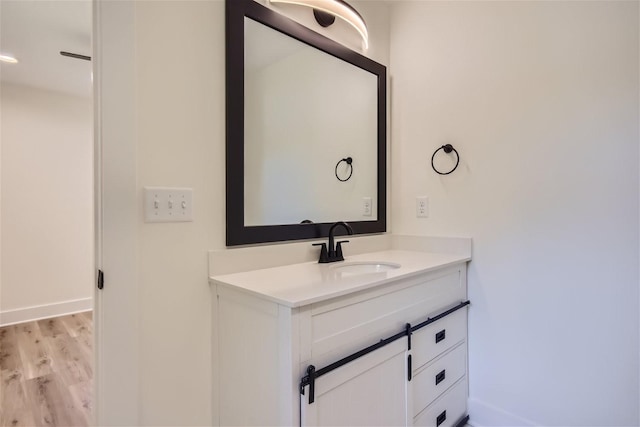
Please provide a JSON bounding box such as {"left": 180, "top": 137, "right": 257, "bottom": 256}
{"left": 389, "top": 2, "right": 639, "bottom": 426}
{"left": 98, "top": 1, "right": 390, "bottom": 425}
{"left": 134, "top": 1, "right": 222, "bottom": 423}
{"left": 0, "top": 82, "right": 93, "bottom": 325}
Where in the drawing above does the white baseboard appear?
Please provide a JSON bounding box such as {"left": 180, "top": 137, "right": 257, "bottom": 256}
{"left": 468, "top": 397, "right": 538, "bottom": 427}
{"left": 0, "top": 297, "right": 93, "bottom": 326}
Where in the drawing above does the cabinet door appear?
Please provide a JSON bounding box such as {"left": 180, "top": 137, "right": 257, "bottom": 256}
{"left": 301, "top": 339, "right": 408, "bottom": 426}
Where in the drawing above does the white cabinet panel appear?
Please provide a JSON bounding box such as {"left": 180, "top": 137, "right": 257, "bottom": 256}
{"left": 217, "top": 290, "right": 283, "bottom": 426}
{"left": 302, "top": 340, "right": 408, "bottom": 427}
{"left": 414, "top": 377, "right": 468, "bottom": 427}
{"left": 412, "top": 343, "right": 467, "bottom": 417}
{"left": 412, "top": 309, "right": 467, "bottom": 372}
{"left": 310, "top": 268, "right": 464, "bottom": 367}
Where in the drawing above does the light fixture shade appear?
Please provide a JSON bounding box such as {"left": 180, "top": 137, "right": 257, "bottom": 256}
{"left": 270, "top": 0, "right": 369, "bottom": 49}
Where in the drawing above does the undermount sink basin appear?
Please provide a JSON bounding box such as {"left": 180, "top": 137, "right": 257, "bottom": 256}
{"left": 331, "top": 261, "right": 401, "bottom": 275}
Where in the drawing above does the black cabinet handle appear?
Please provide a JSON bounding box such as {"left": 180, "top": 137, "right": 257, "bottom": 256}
{"left": 435, "top": 329, "right": 446, "bottom": 343}
{"left": 435, "top": 369, "right": 446, "bottom": 385}
{"left": 437, "top": 410, "right": 447, "bottom": 426}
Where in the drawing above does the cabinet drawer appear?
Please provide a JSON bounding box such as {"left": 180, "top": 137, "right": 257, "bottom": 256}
{"left": 412, "top": 308, "right": 466, "bottom": 370}
{"left": 412, "top": 342, "right": 466, "bottom": 417}
{"left": 310, "top": 267, "right": 465, "bottom": 364}
{"left": 414, "top": 376, "right": 467, "bottom": 427}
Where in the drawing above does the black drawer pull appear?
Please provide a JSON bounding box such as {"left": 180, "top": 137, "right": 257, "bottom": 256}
{"left": 435, "top": 369, "right": 446, "bottom": 385}
{"left": 435, "top": 329, "right": 446, "bottom": 343}
{"left": 437, "top": 410, "right": 447, "bottom": 426}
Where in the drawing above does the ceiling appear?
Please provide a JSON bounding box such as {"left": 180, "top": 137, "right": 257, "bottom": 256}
{"left": 1, "top": 0, "right": 92, "bottom": 97}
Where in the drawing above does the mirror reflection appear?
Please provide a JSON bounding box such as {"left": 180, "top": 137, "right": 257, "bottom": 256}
{"left": 243, "top": 17, "right": 378, "bottom": 226}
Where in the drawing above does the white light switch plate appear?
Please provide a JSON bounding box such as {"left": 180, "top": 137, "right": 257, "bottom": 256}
{"left": 144, "top": 187, "right": 193, "bottom": 222}
{"left": 416, "top": 196, "right": 429, "bottom": 218}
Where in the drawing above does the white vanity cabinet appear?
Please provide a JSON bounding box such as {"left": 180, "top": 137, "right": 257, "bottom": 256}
{"left": 303, "top": 338, "right": 409, "bottom": 426}
{"left": 211, "top": 251, "right": 470, "bottom": 427}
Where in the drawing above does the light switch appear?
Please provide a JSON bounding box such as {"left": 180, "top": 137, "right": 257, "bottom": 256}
{"left": 144, "top": 187, "right": 193, "bottom": 222}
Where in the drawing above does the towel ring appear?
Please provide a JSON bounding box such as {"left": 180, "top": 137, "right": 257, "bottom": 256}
{"left": 335, "top": 157, "right": 353, "bottom": 182}
{"left": 431, "top": 144, "right": 460, "bottom": 175}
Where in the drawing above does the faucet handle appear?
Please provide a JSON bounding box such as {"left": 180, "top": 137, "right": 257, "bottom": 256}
{"left": 312, "top": 243, "right": 329, "bottom": 263}
{"left": 335, "top": 240, "right": 350, "bottom": 261}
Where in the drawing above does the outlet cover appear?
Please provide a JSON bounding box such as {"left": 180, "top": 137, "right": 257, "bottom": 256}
{"left": 416, "top": 196, "right": 429, "bottom": 218}
{"left": 363, "top": 197, "right": 372, "bottom": 216}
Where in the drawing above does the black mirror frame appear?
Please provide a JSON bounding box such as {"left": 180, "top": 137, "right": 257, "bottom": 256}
{"left": 226, "top": 0, "right": 387, "bottom": 246}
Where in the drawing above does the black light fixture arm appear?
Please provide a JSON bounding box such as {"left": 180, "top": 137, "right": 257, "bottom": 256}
{"left": 312, "top": 0, "right": 366, "bottom": 28}
{"left": 313, "top": 9, "right": 336, "bottom": 27}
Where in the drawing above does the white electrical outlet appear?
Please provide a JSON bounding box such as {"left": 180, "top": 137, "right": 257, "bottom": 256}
{"left": 144, "top": 187, "right": 193, "bottom": 222}
{"left": 416, "top": 196, "right": 429, "bottom": 218}
{"left": 363, "top": 197, "right": 372, "bottom": 216}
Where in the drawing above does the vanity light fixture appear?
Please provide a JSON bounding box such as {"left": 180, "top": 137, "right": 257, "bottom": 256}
{"left": 269, "top": 0, "right": 369, "bottom": 50}
{"left": 0, "top": 54, "right": 18, "bottom": 64}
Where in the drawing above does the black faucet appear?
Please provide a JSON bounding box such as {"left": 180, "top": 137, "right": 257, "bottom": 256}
{"left": 313, "top": 221, "right": 354, "bottom": 263}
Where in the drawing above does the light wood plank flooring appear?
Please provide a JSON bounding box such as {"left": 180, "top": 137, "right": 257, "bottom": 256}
{"left": 0, "top": 312, "right": 92, "bottom": 427}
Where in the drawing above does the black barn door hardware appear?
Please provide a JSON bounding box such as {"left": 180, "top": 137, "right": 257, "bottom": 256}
{"left": 300, "top": 327, "right": 408, "bottom": 404}
{"left": 411, "top": 301, "right": 469, "bottom": 331}
{"left": 97, "top": 269, "right": 104, "bottom": 290}
{"left": 300, "top": 300, "right": 470, "bottom": 404}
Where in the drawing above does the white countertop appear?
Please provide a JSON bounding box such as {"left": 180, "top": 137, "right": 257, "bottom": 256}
{"left": 209, "top": 250, "right": 470, "bottom": 307}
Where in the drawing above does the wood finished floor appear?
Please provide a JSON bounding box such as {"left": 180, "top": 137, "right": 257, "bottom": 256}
{"left": 0, "top": 312, "right": 92, "bottom": 427}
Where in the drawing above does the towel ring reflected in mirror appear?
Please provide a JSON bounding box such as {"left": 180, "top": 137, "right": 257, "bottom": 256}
{"left": 335, "top": 157, "right": 353, "bottom": 182}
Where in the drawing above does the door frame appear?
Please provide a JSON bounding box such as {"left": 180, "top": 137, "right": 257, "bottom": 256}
{"left": 93, "top": 0, "right": 140, "bottom": 424}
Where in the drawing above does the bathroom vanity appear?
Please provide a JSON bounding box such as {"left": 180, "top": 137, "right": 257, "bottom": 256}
{"left": 210, "top": 248, "right": 470, "bottom": 426}
{"left": 221, "top": 0, "right": 469, "bottom": 424}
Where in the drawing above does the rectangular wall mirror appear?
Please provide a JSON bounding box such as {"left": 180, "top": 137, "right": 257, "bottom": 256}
{"left": 226, "top": 0, "right": 386, "bottom": 246}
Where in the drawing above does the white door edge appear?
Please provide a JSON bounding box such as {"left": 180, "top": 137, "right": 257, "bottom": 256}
{"left": 93, "top": 1, "right": 140, "bottom": 424}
